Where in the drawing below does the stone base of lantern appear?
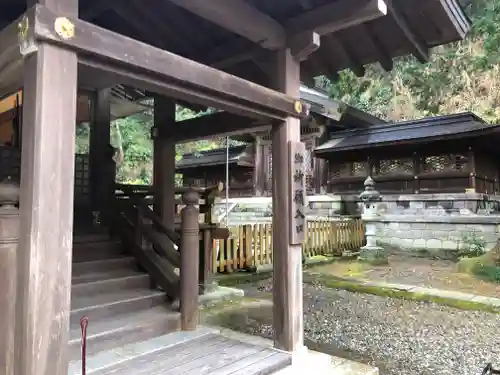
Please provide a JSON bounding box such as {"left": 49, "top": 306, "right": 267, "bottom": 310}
{"left": 358, "top": 245, "right": 388, "bottom": 265}
{"left": 358, "top": 219, "right": 388, "bottom": 265}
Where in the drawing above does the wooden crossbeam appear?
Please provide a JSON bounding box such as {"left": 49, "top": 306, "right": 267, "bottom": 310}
{"left": 289, "top": 32, "right": 321, "bottom": 62}
{"left": 210, "top": 0, "right": 388, "bottom": 69}
{"left": 80, "top": 1, "right": 113, "bottom": 20}
{"left": 360, "top": 23, "right": 393, "bottom": 71}
{"left": 386, "top": 0, "right": 428, "bottom": 63}
{"left": 163, "top": 0, "right": 286, "bottom": 49}
{"left": 164, "top": 112, "right": 272, "bottom": 143}
{"left": 165, "top": 0, "right": 386, "bottom": 53}
{"left": 0, "top": 13, "right": 33, "bottom": 97}
{"left": 285, "top": 0, "right": 388, "bottom": 36}
{"left": 32, "top": 4, "right": 309, "bottom": 121}
{"left": 324, "top": 35, "right": 365, "bottom": 77}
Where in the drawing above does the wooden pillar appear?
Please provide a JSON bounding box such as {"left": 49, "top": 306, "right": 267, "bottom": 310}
{"left": 412, "top": 152, "right": 420, "bottom": 193}
{"left": 200, "top": 228, "right": 213, "bottom": 292}
{"left": 153, "top": 97, "right": 176, "bottom": 229}
{"left": 314, "top": 136, "right": 325, "bottom": 194}
{"left": 253, "top": 136, "right": 264, "bottom": 196}
{"left": 468, "top": 146, "right": 476, "bottom": 192}
{"left": 262, "top": 140, "right": 272, "bottom": 196}
{"left": 271, "top": 49, "right": 304, "bottom": 353}
{"left": 180, "top": 190, "right": 200, "bottom": 331}
{"left": 0, "top": 183, "right": 19, "bottom": 375}
{"left": 89, "top": 88, "right": 111, "bottom": 214}
{"left": 15, "top": 0, "right": 78, "bottom": 374}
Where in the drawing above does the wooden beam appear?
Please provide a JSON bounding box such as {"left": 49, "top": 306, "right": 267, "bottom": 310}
{"left": 126, "top": 2, "right": 194, "bottom": 56}
{"left": 168, "top": 112, "right": 272, "bottom": 143}
{"left": 325, "top": 35, "right": 365, "bottom": 77}
{"left": 289, "top": 31, "right": 320, "bottom": 62}
{"left": 15, "top": 3, "right": 78, "bottom": 375}
{"left": 271, "top": 48, "right": 304, "bottom": 352}
{"left": 386, "top": 0, "right": 428, "bottom": 63}
{"left": 285, "top": 0, "right": 387, "bottom": 36}
{"left": 210, "top": 0, "right": 388, "bottom": 70}
{"left": 80, "top": 1, "right": 112, "bottom": 20}
{"left": 0, "top": 12, "right": 35, "bottom": 98}
{"left": 360, "top": 23, "right": 393, "bottom": 71}
{"left": 163, "top": 0, "right": 285, "bottom": 50}
{"left": 112, "top": 5, "right": 167, "bottom": 49}
{"left": 32, "top": 4, "right": 309, "bottom": 121}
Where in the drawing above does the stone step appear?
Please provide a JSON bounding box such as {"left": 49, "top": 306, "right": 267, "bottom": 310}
{"left": 72, "top": 272, "right": 151, "bottom": 298}
{"left": 73, "top": 232, "right": 111, "bottom": 244}
{"left": 73, "top": 240, "right": 124, "bottom": 262}
{"left": 72, "top": 256, "right": 137, "bottom": 277}
{"left": 70, "top": 288, "right": 167, "bottom": 326}
{"left": 68, "top": 305, "right": 180, "bottom": 360}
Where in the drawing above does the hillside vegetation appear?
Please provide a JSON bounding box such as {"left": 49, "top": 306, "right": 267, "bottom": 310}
{"left": 327, "top": 0, "right": 500, "bottom": 122}
{"left": 77, "top": 0, "right": 497, "bottom": 184}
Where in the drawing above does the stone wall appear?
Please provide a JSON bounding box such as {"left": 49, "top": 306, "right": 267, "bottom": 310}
{"left": 338, "top": 192, "right": 500, "bottom": 254}
{"left": 375, "top": 215, "right": 500, "bottom": 253}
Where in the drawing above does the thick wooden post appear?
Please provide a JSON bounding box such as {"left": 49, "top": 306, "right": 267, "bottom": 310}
{"left": 271, "top": 49, "right": 304, "bottom": 353}
{"left": 180, "top": 190, "right": 200, "bottom": 330}
{"left": 89, "top": 89, "right": 111, "bottom": 216}
{"left": 153, "top": 97, "right": 176, "bottom": 229}
{"left": 15, "top": 1, "right": 78, "bottom": 374}
{"left": 0, "top": 182, "right": 19, "bottom": 375}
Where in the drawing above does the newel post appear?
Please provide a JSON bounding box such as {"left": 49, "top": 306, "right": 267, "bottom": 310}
{"left": 180, "top": 190, "right": 200, "bottom": 331}
{"left": 358, "top": 177, "right": 387, "bottom": 265}
{"left": 0, "top": 178, "right": 19, "bottom": 375}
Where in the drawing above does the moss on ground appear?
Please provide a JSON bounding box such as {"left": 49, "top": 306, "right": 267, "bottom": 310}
{"left": 215, "top": 256, "right": 338, "bottom": 287}
{"left": 304, "top": 273, "right": 500, "bottom": 314}
{"left": 457, "top": 255, "right": 500, "bottom": 284}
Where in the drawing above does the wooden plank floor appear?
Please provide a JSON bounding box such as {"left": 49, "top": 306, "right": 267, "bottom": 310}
{"left": 96, "top": 332, "right": 291, "bottom": 375}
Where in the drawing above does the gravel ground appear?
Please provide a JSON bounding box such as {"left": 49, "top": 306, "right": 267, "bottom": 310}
{"left": 231, "top": 279, "right": 500, "bottom": 375}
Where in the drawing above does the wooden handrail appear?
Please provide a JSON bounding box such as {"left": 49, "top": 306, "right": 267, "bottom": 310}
{"left": 113, "top": 208, "right": 180, "bottom": 300}
{"left": 137, "top": 203, "right": 181, "bottom": 245}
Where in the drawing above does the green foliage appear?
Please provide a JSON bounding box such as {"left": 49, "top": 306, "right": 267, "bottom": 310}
{"left": 324, "top": 0, "right": 500, "bottom": 123}
{"left": 75, "top": 104, "right": 243, "bottom": 185}
{"left": 472, "top": 263, "right": 500, "bottom": 283}
{"left": 459, "top": 232, "right": 486, "bottom": 258}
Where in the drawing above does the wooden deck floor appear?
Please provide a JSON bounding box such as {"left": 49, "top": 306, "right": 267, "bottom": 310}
{"left": 79, "top": 329, "right": 291, "bottom": 375}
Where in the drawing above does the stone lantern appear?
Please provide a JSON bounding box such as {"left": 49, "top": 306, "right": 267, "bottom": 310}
{"left": 358, "top": 177, "right": 387, "bottom": 264}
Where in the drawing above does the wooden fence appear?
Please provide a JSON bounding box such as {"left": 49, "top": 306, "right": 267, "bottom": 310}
{"left": 212, "top": 218, "right": 365, "bottom": 273}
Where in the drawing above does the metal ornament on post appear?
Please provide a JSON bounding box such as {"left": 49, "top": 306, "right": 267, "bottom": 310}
{"left": 358, "top": 177, "right": 388, "bottom": 264}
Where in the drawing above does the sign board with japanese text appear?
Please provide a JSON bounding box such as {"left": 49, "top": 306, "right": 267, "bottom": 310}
{"left": 288, "top": 141, "right": 307, "bottom": 245}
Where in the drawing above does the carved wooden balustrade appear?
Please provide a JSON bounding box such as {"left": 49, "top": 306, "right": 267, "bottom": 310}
{"left": 112, "top": 183, "right": 230, "bottom": 326}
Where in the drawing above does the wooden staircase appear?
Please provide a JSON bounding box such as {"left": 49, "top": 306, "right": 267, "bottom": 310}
{"left": 68, "top": 228, "right": 180, "bottom": 360}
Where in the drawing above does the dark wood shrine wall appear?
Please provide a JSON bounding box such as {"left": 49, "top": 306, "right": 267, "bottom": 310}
{"left": 325, "top": 147, "right": 500, "bottom": 195}
{"left": 0, "top": 146, "right": 91, "bottom": 205}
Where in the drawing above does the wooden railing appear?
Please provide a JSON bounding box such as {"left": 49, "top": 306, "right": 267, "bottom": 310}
{"left": 213, "top": 218, "right": 365, "bottom": 273}
{"left": 112, "top": 199, "right": 181, "bottom": 300}
{"left": 115, "top": 182, "right": 224, "bottom": 224}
